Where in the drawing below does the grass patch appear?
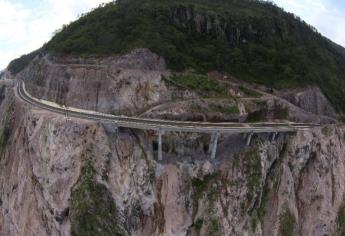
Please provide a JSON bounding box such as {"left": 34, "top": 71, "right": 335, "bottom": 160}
{"left": 209, "top": 103, "right": 239, "bottom": 115}
{"left": 338, "top": 206, "right": 345, "bottom": 236}
{"left": 279, "top": 209, "right": 296, "bottom": 236}
{"left": 171, "top": 73, "right": 227, "bottom": 96}
{"left": 239, "top": 86, "right": 261, "bottom": 98}
{"left": 70, "top": 156, "right": 125, "bottom": 236}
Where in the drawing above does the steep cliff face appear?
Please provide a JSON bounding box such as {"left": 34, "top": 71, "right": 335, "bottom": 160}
{"left": 0, "top": 81, "right": 345, "bottom": 236}
{"left": 169, "top": 4, "right": 283, "bottom": 45}
{"left": 279, "top": 86, "right": 338, "bottom": 119}
{"left": 18, "top": 49, "right": 174, "bottom": 115}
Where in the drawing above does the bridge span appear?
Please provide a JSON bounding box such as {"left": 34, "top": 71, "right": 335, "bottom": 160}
{"left": 16, "top": 80, "right": 318, "bottom": 160}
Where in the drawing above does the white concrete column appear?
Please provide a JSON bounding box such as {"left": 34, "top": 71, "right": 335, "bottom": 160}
{"left": 208, "top": 133, "right": 216, "bottom": 154}
{"left": 210, "top": 132, "right": 220, "bottom": 159}
{"left": 246, "top": 132, "right": 253, "bottom": 146}
{"left": 65, "top": 110, "right": 70, "bottom": 121}
{"left": 158, "top": 130, "right": 164, "bottom": 161}
{"left": 271, "top": 132, "right": 278, "bottom": 142}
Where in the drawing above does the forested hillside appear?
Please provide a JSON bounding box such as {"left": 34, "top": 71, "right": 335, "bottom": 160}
{"left": 9, "top": 0, "right": 345, "bottom": 112}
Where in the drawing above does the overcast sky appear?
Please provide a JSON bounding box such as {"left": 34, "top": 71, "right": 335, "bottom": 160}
{"left": 0, "top": 0, "right": 345, "bottom": 69}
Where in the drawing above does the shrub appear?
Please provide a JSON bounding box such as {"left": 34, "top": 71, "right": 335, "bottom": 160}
{"left": 280, "top": 209, "right": 296, "bottom": 236}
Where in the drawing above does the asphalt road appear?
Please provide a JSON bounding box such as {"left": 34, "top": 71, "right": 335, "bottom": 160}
{"left": 16, "top": 80, "right": 318, "bottom": 134}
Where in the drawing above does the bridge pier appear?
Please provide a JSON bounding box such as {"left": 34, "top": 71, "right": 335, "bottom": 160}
{"left": 271, "top": 132, "right": 278, "bottom": 142}
{"left": 209, "top": 132, "right": 220, "bottom": 159}
{"left": 246, "top": 132, "right": 253, "bottom": 146}
{"left": 158, "top": 130, "right": 165, "bottom": 161}
{"left": 114, "top": 126, "right": 119, "bottom": 136}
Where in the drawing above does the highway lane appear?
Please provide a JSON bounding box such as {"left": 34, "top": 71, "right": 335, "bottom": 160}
{"left": 16, "top": 80, "right": 318, "bottom": 134}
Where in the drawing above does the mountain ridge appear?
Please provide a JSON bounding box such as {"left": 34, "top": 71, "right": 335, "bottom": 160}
{"left": 7, "top": 0, "right": 345, "bottom": 113}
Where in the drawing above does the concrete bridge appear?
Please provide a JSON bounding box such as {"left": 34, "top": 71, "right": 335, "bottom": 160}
{"left": 16, "top": 80, "right": 317, "bottom": 160}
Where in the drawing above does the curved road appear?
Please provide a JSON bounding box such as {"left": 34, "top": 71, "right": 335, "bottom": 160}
{"left": 16, "top": 80, "right": 318, "bottom": 134}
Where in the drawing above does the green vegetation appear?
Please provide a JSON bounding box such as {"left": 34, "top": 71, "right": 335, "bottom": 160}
{"left": 0, "top": 126, "right": 10, "bottom": 158}
{"left": 273, "top": 105, "right": 289, "bottom": 120}
{"left": 70, "top": 155, "right": 125, "bottom": 236}
{"left": 193, "top": 219, "right": 204, "bottom": 231}
{"left": 321, "top": 126, "right": 332, "bottom": 136}
{"left": 0, "top": 106, "right": 12, "bottom": 160}
{"left": 210, "top": 103, "right": 239, "bottom": 115}
{"left": 170, "top": 73, "right": 227, "bottom": 96}
{"left": 7, "top": 50, "right": 41, "bottom": 75}
{"left": 243, "top": 148, "right": 262, "bottom": 201}
{"left": 8, "top": 0, "right": 345, "bottom": 113}
{"left": 246, "top": 110, "right": 265, "bottom": 123}
{"left": 208, "top": 219, "right": 221, "bottom": 236}
{"left": 239, "top": 86, "right": 261, "bottom": 98}
{"left": 340, "top": 115, "right": 345, "bottom": 124}
{"left": 280, "top": 209, "right": 296, "bottom": 236}
{"left": 337, "top": 206, "right": 345, "bottom": 235}
{"left": 191, "top": 173, "right": 222, "bottom": 234}
{"left": 192, "top": 173, "right": 218, "bottom": 199}
{"left": 0, "top": 86, "right": 5, "bottom": 102}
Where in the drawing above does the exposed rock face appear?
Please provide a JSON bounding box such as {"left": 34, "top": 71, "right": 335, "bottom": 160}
{"left": 169, "top": 5, "right": 275, "bottom": 45}
{"left": 0, "top": 81, "right": 345, "bottom": 236}
{"left": 17, "top": 49, "right": 175, "bottom": 116}
{"left": 279, "top": 86, "right": 338, "bottom": 119}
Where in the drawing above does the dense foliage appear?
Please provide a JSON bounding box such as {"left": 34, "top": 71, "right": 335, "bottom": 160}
{"left": 9, "top": 0, "right": 345, "bottom": 112}
{"left": 70, "top": 157, "right": 125, "bottom": 236}
{"left": 7, "top": 50, "right": 41, "bottom": 75}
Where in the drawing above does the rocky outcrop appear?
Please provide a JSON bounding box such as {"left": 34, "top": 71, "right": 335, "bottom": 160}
{"left": 279, "top": 86, "right": 338, "bottom": 119}
{"left": 168, "top": 4, "right": 285, "bottom": 45}
{"left": 17, "top": 49, "right": 176, "bottom": 116}
{"left": 0, "top": 82, "right": 345, "bottom": 235}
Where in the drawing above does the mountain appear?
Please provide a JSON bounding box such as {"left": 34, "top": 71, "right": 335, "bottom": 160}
{"left": 2, "top": 1, "right": 345, "bottom": 235}
{"left": 8, "top": 0, "right": 345, "bottom": 113}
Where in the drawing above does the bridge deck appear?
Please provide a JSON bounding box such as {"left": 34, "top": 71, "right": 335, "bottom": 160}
{"left": 17, "top": 80, "right": 318, "bottom": 134}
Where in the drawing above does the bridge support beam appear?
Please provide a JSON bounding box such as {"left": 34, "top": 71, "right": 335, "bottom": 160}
{"left": 246, "top": 132, "right": 253, "bottom": 146}
{"left": 209, "top": 132, "right": 220, "bottom": 159}
{"left": 158, "top": 130, "right": 165, "bottom": 161}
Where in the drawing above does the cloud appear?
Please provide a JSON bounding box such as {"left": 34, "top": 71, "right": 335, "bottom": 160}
{"left": 0, "top": 0, "right": 112, "bottom": 69}
{"left": 273, "top": 0, "right": 345, "bottom": 46}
